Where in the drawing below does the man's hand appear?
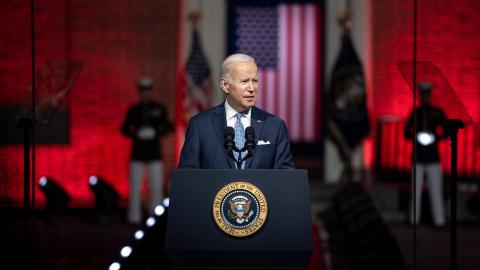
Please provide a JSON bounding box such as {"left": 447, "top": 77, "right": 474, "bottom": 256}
{"left": 137, "top": 126, "right": 156, "bottom": 140}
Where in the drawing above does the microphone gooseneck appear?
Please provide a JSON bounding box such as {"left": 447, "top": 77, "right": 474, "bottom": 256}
{"left": 225, "top": 126, "right": 255, "bottom": 169}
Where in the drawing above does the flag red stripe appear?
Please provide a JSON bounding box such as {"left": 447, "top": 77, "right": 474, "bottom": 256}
{"left": 299, "top": 6, "right": 306, "bottom": 140}
{"left": 304, "top": 5, "right": 317, "bottom": 141}
{"left": 261, "top": 70, "right": 266, "bottom": 110}
{"left": 314, "top": 5, "right": 322, "bottom": 140}
{"left": 284, "top": 5, "right": 292, "bottom": 127}
{"left": 256, "top": 70, "right": 263, "bottom": 109}
{"left": 284, "top": 4, "right": 292, "bottom": 129}
{"left": 267, "top": 70, "right": 276, "bottom": 114}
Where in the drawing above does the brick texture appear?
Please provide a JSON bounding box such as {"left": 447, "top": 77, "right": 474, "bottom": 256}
{"left": 371, "top": 0, "right": 480, "bottom": 175}
{"left": 0, "top": 0, "right": 177, "bottom": 207}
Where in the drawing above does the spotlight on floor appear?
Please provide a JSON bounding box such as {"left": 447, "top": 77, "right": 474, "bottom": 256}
{"left": 134, "top": 230, "right": 144, "bottom": 240}
{"left": 109, "top": 261, "right": 121, "bottom": 270}
{"left": 120, "top": 246, "right": 133, "bottom": 258}
{"left": 38, "top": 176, "right": 70, "bottom": 213}
{"left": 162, "top": 197, "right": 170, "bottom": 207}
{"left": 146, "top": 217, "right": 156, "bottom": 227}
{"left": 88, "top": 175, "right": 119, "bottom": 222}
{"left": 154, "top": 205, "right": 165, "bottom": 216}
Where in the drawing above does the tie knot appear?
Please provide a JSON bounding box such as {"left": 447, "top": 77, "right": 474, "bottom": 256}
{"left": 236, "top": 113, "right": 243, "bottom": 120}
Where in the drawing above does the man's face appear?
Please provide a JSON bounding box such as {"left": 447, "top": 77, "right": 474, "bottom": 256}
{"left": 221, "top": 61, "right": 258, "bottom": 112}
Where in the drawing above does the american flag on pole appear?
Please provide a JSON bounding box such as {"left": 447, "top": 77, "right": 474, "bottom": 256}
{"left": 184, "top": 30, "right": 212, "bottom": 118}
{"left": 174, "top": 28, "right": 212, "bottom": 163}
{"left": 228, "top": 1, "right": 323, "bottom": 142}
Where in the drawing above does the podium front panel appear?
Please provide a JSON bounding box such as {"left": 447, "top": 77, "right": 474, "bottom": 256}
{"left": 165, "top": 169, "right": 313, "bottom": 268}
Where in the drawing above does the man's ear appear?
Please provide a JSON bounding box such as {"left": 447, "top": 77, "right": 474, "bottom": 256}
{"left": 221, "top": 78, "right": 229, "bottom": 94}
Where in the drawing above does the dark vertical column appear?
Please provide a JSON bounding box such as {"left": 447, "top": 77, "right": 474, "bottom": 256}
{"left": 22, "top": 121, "right": 31, "bottom": 211}
{"left": 412, "top": 0, "right": 418, "bottom": 269}
{"left": 30, "top": 0, "right": 36, "bottom": 214}
{"left": 445, "top": 119, "right": 464, "bottom": 270}
{"left": 29, "top": 0, "right": 36, "bottom": 268}
{"left": 449, "top": 125, "right": 459, "bottom": 270}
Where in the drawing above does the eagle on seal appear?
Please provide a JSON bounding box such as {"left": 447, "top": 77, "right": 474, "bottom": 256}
{"left": 229, "top": 198, "right": 252, "bottom": 224}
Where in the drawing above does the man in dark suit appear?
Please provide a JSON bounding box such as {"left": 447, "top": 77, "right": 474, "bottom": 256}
{"left": 179, "top": 53, "right": 294, "bottom": 169}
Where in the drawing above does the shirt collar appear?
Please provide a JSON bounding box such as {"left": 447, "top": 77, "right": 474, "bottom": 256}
{"left": 224, "top": 100, "right": 251, "bottom": 120}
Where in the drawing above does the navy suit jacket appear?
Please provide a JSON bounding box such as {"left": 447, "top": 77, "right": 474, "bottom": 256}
{"left": 178, "top": 104, "right": 294, "bottom": 169}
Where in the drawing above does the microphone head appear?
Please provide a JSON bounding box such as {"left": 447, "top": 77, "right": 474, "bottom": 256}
{"left": 225, "top": 127, "right": 235, "bottom": 138}
{"left": 245, "top": 126, "right": 255, "bottom": 140}
{"left": 244, "top": 126, "right": 255, "bottom": 152}
{"left": 224, "top": 127, "right": 235, "bottom": 152}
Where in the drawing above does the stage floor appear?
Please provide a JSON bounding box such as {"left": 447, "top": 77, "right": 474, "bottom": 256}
{"left": 1, "top": 195, "right": 479, "bottom": 270}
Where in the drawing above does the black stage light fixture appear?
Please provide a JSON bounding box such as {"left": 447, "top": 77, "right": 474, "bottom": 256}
{"left": 88, "top": 175, "right": 119, "bottom": 220}
{"left": 38, "top": 176, "right": 70, "bottom": 213}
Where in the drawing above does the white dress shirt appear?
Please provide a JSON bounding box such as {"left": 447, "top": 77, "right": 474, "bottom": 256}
{"left": 225, "top": 100, "right": 251, "bottom": 130}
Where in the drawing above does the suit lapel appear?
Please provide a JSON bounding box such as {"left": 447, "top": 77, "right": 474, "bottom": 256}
{"left": 245, "top": 106, "right": 266, "bottom": 169}
{"left": 211, "top": 104, "right": 235, "bottom": 169}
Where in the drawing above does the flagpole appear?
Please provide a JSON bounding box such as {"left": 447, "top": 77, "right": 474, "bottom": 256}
{"left": 174, "top": 0, "right": 185, "bottom": 166}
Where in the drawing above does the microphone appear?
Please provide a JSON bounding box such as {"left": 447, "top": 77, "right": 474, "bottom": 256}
{"left": 237, "top": 127, "right": 255, "bottom": 167}
{"left": 224, "top": 127, "right": 236, "bottom": 153}
{"left": 225, "top": 127, "right": 241, "bottom": 169}
{"left": 243, "top": 126, "right": 255, "bottom": 156}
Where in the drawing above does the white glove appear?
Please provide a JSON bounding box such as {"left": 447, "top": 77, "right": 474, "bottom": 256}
{"left": 137, "top": 126, "right": 156, "bottom": 140}
{"left": 417, "top": 131, "right": 435, "bottom": 146}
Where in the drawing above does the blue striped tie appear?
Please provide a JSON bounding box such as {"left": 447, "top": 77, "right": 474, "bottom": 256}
{"left": 234, "top": 113, "right": 246, "bottom": 169}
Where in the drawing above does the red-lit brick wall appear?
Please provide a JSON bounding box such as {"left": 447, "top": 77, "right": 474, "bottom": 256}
{"left": 371, "top": 0, "right": 480, "bottom": 175}
{"left": 2, "top": 0, "right": 479, "bottom": 206}
{"left": 0, "top": 0, "right": 178, "bottom": 207}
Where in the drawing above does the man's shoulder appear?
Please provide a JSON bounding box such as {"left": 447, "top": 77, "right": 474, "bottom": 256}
{"left": 189, "top": 104, "right": 223, "bottom": 123}
{"left": 188, "top": 105, "right": 285, "bottom": 125}
{"left": 252, "top": 106, "right": 283, "bottom": 124}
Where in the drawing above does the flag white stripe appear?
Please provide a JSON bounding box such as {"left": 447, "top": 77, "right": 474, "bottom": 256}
{"left": 304, "top": 5, "right": 316, "bottom": 141}
{"left": 290, "top": 5, "right": 302, "bottom": 139}
{"left": 278, "top": 5, "right": 289, "bottom": 125}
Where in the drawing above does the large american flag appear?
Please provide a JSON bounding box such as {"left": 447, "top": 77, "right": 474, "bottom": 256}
{"left": 229, "top": 1, "right": 323, "bottom": 142}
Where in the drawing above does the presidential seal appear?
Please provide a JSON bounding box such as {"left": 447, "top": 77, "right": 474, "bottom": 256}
{"left": 213, "top": 182, "right": 268, "bottom": 237}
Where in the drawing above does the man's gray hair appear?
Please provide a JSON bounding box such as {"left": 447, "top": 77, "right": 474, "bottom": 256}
{"left": 220, "top": 53, "right": 256, "bottom": 80}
